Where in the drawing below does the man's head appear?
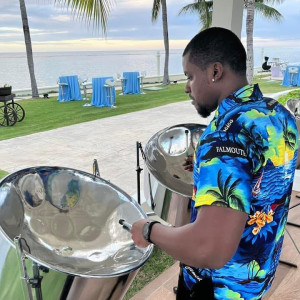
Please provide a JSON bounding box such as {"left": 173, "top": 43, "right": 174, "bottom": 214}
{"left": 182, "top": 27, "right": 247, "bottom": 117}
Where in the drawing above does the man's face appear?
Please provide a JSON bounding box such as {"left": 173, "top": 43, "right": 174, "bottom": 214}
{"left": 182, "top": 54, "right": 218, "bottom": 118}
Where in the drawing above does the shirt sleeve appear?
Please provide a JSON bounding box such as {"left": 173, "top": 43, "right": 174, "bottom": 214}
{"left": 193, "top": 130, "right": 253, "bottom": 214}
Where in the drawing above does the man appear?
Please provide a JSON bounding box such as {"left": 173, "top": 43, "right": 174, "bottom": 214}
{"left": 131, "top": 27, "right": 298, "bottom": 300}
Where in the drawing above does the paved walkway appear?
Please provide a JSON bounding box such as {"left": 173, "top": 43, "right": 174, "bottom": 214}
{"left": 0, "top": 100, "right": 208, "bottom": 197}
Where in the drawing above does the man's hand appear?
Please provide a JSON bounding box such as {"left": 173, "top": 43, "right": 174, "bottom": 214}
{"left": 131, "top": 219, "right": 150, "bottom": 248}
{"left": 183, "top": 154, "right": 193, "bottom": 172}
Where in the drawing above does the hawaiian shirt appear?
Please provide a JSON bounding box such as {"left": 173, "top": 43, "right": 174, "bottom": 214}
{"left": 183, "top": 84, "right": 298, "bottom": 300}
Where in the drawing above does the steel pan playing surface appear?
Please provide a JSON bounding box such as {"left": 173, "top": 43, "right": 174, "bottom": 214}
{"left": 144, "top": 123, "right": 207, "bottom": 197}
{"left": 0, "top": 166, "right": 152, "bottom": 278}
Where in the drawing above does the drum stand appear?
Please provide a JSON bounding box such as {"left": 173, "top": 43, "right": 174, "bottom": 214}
{"left": 136, "top": 141, "right": 156, "bottom": 210}
{"left": 93, "top": 158, "right": 101, "bottom": 178}
{"left": 136, "top": 142, "right": 144, "bottom": 205}
{"left": 14, "top": 235, "right": 48, "bottom": 300}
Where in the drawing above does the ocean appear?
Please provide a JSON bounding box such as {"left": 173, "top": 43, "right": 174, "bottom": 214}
{"left": 1, "top": 47, "right": 300, "bottom": 91}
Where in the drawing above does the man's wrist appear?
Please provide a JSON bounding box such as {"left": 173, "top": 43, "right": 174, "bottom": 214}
{"left": 142, "top": 220, "right": 161, "bottom": 243}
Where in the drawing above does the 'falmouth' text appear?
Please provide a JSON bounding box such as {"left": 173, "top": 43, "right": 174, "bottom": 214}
{"left": 216, "top": 146, "right": 246, "bottom": 157}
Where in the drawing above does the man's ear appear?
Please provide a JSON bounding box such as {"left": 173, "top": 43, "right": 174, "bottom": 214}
{"left": 211, "top": 62, "right": 223, "bottom": 82}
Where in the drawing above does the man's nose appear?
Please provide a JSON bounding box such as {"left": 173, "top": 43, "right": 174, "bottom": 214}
{"left": 184, "top": 83, "right": 190, "bottom": 94}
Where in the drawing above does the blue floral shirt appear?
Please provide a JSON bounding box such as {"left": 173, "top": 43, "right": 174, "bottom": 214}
{"left": 183, "top": 84, "right": 298, "bottom": 300}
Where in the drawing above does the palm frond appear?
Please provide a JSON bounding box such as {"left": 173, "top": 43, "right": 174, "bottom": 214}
{"left": 211, "top": 200, "right": 228, "bottom": 208}
{"left": 54, "top": 0, "right": 114, "bottom": 34}
{"left": 178, "top": 4, "right": 200, "bottom": 15}
{"left": 245, "top": 0, "right": 285, "bottom": 7}
{"left": 178, "top": 0, "right": 212, "bottom": 30}
{"left": 254, "top": 2, "right": 283, "bottom": 21}
{"left": 230, "top": 195, "right": 245, "bottom": 211}
{"left": 207, "top": 189, "right": 223, "bottom": 200}
{"left": 287, "top": 132, "right": 297, "bottom": 145}
{"left": 152, "top": 0, "right": 162, "bottom": 22}
{"left": 249, "top": 123, "right": 256, "bottom": 134}
{"left": 217, "top": 169, "right": 225, "bottom": 197}
{"left": 223, "top": 173, "right": 233, "bottom": 200}
{"left": 228, "top": 178, "right": 242, "bottom": 198}
{"left": 259, "top": 0, "right": 285, "bottom": 5}
{"left": 179, "top": 1, "right": 212, "bottom": 15}
{"left": 199, "top": 10, "right": 212, "bottom": 30}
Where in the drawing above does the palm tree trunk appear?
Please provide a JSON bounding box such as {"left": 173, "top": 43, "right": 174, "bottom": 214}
{"left": 161, "top": 0, "right": 170, "bottom": 85}
{"left": 19, "top": 0, "right": 39, "bottom": 98}
{"left": 246, "top": 0, "right": 255, "bottom": 84}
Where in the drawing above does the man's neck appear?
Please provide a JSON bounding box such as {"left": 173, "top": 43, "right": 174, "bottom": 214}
{"left": 217, "top": 75, "right": 248, "bottom": 105}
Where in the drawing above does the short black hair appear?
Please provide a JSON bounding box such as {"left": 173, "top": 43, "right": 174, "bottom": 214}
{"left": 183, "top": 27, "right": 246, "bottom": 75}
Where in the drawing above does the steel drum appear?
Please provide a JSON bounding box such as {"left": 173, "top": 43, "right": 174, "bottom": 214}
{"left": 144, "top": 124, "right": 207, "bottom": 226}
{"left": 285, "top": 98, "right": 300, "bottom": 168}
{"left": 0, "top": 166, "right": 153, "bottom": 300}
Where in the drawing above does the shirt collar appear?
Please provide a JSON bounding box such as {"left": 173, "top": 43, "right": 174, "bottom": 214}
{"left": 215, "top": 84, "right": 263, "bottom": 118}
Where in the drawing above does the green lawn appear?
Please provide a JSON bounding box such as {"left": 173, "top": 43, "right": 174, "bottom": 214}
{"left": 253, "top": 77, "right": 298, "bottom": 94}
{"left": 277, "top": 89, "right": 300, "bottom": 105}
{"left": 0, "top": 170, "right": 8, "bottom": 179}
{"left": 1, "top": 84, "right": 189, "bottom": 141}
{"left": 1, "top": 79, "right": 299, "bottom": 141}
{"left": 0, "top": 247, "right": 67, "bottom": 300}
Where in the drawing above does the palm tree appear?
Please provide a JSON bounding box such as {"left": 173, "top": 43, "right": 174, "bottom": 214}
{"left": 179, "top": 0, "right": 284, "bottom": 83}
{"left": 19, "top": 0, "right": 39, "bottom": 98}
{"left": 207, "top": 169, "right": 244, "bottom": 210}
{"left": 239, "top": 122, "right": 268, "bottom": 173}
{"left": 152, "top": 0, "right": 170, "bottom": 85}
{"left": 19, "top": 0, "right": 114, "bottom": 98}
{"left": 245, "top": 0, "right": 285, "bottom": 83}
{"left": 246, "top": 0, "right": 255, "bottom": 83}
{"left": 280, "top": 118, "right": 297, "bottom": 150}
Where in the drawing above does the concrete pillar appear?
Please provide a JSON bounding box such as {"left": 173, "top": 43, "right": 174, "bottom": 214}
{"left": 212, "top": 0, "right": 244, "bottom": 39}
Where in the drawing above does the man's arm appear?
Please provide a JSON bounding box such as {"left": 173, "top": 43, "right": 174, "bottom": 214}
{"left": 131, "top": 205, "right": 248, "bottom": 269}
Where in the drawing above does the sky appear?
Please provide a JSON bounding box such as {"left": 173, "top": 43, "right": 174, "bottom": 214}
{"left": 0, "top": 0, "right": 300, "bottom": 52}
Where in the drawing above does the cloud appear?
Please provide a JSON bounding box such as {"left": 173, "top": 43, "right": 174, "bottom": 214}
{"left": 0, "top": 27, "right": 23, "bottom": 33}
{"left": 30, "top": 30, "right": 69, "bottom": 36}
{"left": 108, "top": 28, "right": 138, "bottom": 33}
{"left": 116, "top": 0, "right": 153, "bottom": 10}
{"left": 1, "top": 0, "right": 300, "bottom": 52}
{"left": 0, "top": 41, "right": 25, "bottom": 52}
{"left": 0, "top": 36, "right": 190, "bottom": 52}
{"left": 0, "top": 25, "right": 68, "bottom": 41}
{"left": 0, "top": 13, "right": 21, "bottom": 21}
{"left": 0, "top": 33, "right": 22, "bottom": 38}
{"left": 50, "top": 14, "right": 72, "bottom": 22}
{"left": 241, "top": 36, "right": 300, "bottom": 48}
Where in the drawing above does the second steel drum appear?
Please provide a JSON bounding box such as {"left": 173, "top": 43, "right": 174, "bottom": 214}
{"left": 144, "top": 124, "right": 207, "bottom": 226}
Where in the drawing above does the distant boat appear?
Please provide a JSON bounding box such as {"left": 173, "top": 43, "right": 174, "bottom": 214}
{"left": 252, "top": 171, "right": 264, "bottom": 196}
